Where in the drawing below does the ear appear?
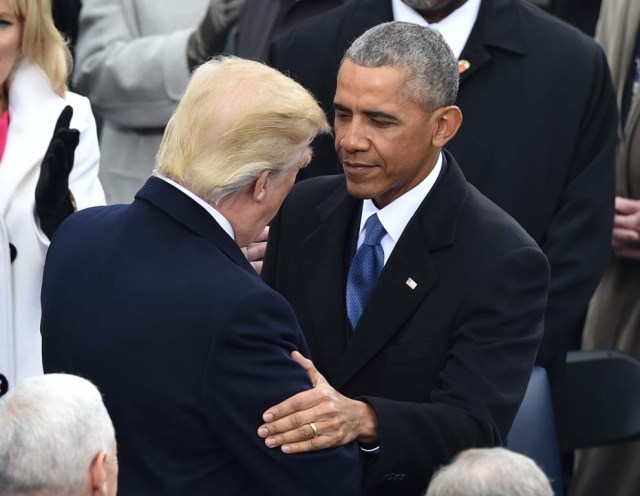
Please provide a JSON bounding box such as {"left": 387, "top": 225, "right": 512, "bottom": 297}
{"left": 89, "top": 451, "right": 108, "bottom": 496}
{"left": 431, "top": 105, "right": 463, "bottom": 148}
{"left": 251, "top": 170, "right": 272, "bottom": 203}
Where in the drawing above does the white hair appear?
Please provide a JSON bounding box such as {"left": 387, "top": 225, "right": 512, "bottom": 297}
{"left": 426, "top": 448, "right": 554, "bottom": 496}
{"left": 0, "top": 374, "right": 115, "bottom": 494}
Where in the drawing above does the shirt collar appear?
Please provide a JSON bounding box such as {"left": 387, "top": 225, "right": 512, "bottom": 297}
{"left": 154, "top": 174, "right": 236, "bottom": 241}
{"left": 391, "top": 0, "right": 481, "bottom": 59}
{"left": 359, "top": 152, "right": 443, "bottom": 243}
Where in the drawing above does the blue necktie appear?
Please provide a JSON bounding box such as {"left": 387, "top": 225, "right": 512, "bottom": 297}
{"left": 346, "top": 214, "right": 387, "bottom": 330}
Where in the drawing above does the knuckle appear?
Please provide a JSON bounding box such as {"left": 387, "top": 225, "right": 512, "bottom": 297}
{"left": 310, "top": 438, "right": 323, "bottom": 450}
{"left": 292, "top": 396, "right": 304, "bottom": 411}
{"left": 297, "top": 425, "right": 311, "bottom": 438}
{"left": 291, "top": 412, "right": 303, "bottom": 428}
{"left": 269, "top": 422, "right": 283, "bottom": 435}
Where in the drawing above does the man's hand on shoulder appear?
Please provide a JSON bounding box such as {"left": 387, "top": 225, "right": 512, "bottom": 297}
{"left": 257, "top": 351, "right": 378, "bottom": 453}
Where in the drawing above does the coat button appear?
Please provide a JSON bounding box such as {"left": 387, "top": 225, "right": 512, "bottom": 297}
{"left": 9, "top": 243, "right": 17, "bottom": 262}
{"left": 0, "top": 374, "right": 8, "bottom": 397}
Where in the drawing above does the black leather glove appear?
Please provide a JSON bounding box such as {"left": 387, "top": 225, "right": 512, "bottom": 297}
{"left": 35, "top": 105, "right": 78, "bottom": 241}
{"left": 187, "top": 0, "right": 246, "bottom": 69}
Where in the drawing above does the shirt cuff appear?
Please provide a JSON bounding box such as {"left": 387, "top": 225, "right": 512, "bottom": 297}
{"left": 359, "top": 444, "right": 380, "bottom": 453}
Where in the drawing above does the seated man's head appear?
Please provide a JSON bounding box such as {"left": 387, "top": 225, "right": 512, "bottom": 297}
{"left": 0, "top": 374, "right": 117, "bottom": 496}
{"left": 155, "top": 57, "right": 329, "bottom": 247}
{"left": 426, "top": 447, "right": 553, "bottom": 496}
{"left": 335, "top": 21, "right": 462, "bottom": 208}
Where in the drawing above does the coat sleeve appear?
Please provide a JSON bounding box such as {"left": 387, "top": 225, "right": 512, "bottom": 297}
{"left": 67, "top": 93, "right": 106, "bottom": 210}
{"left": 536, "top": 47, "right": 617, "bottom": 367}
{"left": 201, "top": 288, "right": 365, "bottom": 495}
{"left": 360, "top": 246, "right": 549, "bottom": 487}
{"left": 72, "top": 0, "right": 195, "bottom": 128}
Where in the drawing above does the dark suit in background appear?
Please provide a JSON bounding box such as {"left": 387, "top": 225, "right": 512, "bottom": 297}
{"left": 269, "top": 0, "right": 617, "bottom": 405}
{"left": 264, "top": 152, "right": 550, "bottom": 495}
{"left": 549, "top": 0, "right": 602, "bottom": 36}
{"left": 234, "top": 0, "right": 347, "bottom": 61}
{"left": 41, "top": 178, "right": 364, "bottom": 495}
{"left": 52, "top": 0, "right": 82, "bottom": 60}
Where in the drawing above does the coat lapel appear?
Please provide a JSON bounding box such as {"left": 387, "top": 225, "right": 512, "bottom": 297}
{"left": 333, "top": 152, "right": 470, "bottom": 388}
{"left": 333, "top": 222, "right": 438, "bottom": 389}
{"left": 298, "top": 183, "right": 360, "bottom": 382}
{"left": 0, "top": 62, "right": 64, "bottom": 217}
{"left": 458, "top": 0, "right": 527, "bottom": 84}
{"left": 0, "top": 116, "right": 43, "bottom": 217}
{"left": 136, "top": 177, "right": 256, "bottom": 275}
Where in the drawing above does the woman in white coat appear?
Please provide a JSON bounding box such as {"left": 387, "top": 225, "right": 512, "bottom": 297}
{"left": 0, "top": 0, "right": 105, "bottom": 394}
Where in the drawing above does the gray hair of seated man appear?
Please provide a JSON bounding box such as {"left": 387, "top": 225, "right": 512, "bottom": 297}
{"left": 0, "top": 373, "right": 115, "bottom": 494}
{"left": 343, "top": 21, "right": 459, "bottom": 113}
{"left": 426, "top": 447, "right": 554, "bottom": 496}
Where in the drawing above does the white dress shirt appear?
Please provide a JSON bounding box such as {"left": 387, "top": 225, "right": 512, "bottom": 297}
{"left": 155, "top": 174, "right": 236, "bottom": 241}
{"left": 356, "top": 153, "right": 443, "bottom": 264}
{"left": 391, "top": 0, "right": 481, "bottom": 59}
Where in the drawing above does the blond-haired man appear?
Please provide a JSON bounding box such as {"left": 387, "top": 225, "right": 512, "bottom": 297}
{"left": 41, "top": 57, "right": 365, "bottom": 496}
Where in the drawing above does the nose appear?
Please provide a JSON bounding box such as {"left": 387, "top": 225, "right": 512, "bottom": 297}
{"left": 337, "top": 119, "right": 370, "bottom": 154}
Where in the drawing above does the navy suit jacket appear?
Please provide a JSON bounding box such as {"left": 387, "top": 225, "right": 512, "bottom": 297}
{"left": 263, "top": 152, "right": 550, "bottom": 495}
{"left": 41, "top": 177, "right": 365, "bottom": 496}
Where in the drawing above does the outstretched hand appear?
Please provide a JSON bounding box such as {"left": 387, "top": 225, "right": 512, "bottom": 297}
{"left": 257, "top": 351, "right": 378, "bottom": 453}
{"left": 35, "top": 105, "right": 78, "bottom": 240}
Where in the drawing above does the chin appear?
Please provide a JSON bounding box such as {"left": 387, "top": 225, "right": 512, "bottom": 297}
{"left": 345, "top": 180, "right": 376, "bottom": 201}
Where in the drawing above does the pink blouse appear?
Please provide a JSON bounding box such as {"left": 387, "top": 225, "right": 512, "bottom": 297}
{"left": 0, "top": 110, "right": 9, "bottom": 162}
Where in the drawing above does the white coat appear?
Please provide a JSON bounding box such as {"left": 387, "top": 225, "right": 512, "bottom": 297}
{"left": 0, "top": 59, "right": 105, "bottom": 391}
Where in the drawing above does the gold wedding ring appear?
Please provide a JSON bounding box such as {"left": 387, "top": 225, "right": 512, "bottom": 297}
{"left": 309, "top": 422, "right": 319, "bottom": 438}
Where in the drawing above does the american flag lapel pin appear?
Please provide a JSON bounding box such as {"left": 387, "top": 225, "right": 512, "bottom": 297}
{"left": 405, "top": 278, "right": 418, "bottom": 290}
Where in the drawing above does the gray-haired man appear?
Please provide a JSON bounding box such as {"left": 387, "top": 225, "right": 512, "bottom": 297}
{"left": 260, "top": 21, "right": 549, "bottom": 496}
{"left": 0, "top": 374, "right": 118, "bottom": 496}
{"left": 426, "top": 448, "right": 553, "bottom": 496}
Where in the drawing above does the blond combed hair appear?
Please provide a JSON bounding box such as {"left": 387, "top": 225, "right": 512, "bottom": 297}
{"left": 155, "top": 57, "right": 330, "bottom": 204}
{"left": 10, "top": 0, "right": 71, "bottom": 95}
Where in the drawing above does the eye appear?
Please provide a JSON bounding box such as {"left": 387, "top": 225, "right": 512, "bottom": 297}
{"left": 371, "top": 119, "right": 394, "bottom": 128}
{"left": 335, "top": 112, "right": 351, "bottom": 121}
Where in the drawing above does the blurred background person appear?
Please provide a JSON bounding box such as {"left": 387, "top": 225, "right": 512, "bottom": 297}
{"left": 52, "top": 0, "right": 82, "bottom": 63}
{"left": 73, "top": 0, "right": 245, "bottom": 204}
{"left": 571, "top": 1, "right": 640, "bottom": 495}
{"left": 234, "top": 0, "right": 348, "bottom": 62}
{"left": 525, "top": 0, "right": 602, "bottom": 36}
{"left": 547, "top": 0, "right": 602, "bottom": 36}
{"left": 0, "top": 373, "right": 118, "bottom": 496}
{"left": 0, "top": 0, "right": 104, "bottom": 395}
{"left": 425, "top": 448, "right": 553, "bottom": 496}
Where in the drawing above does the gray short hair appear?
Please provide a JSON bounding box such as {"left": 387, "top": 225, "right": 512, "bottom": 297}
{"left": 426, "top": 448, "right": 554, "bottom": 496}
{"left": 0, "top": 374, "right": 115, "bottom": 494}
{"left": 344, "top": 21, "right": 459, "bottom": 112}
